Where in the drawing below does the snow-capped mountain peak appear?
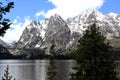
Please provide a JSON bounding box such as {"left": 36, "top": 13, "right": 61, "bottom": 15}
{"left": 50, "top": 14, "right": 62, "bottom": 20}
{"left": 13, "top": 10, "right": 120, "bottom": 54}
{"left": 26, "top": 20, "right": 42, "bottom": 30}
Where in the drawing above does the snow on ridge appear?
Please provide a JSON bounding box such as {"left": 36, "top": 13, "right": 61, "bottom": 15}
{"left": 13, "top": 10, "right": 120, "bottom": 47}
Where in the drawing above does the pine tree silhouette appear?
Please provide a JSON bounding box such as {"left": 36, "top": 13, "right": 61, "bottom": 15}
{"left": 70, "top": 24, "right": 119, "bottom": 80}
{"left": 2, "top": 65, "right": 15, "bottom": 80}
{"left": 0, "top": 0, "right": 14, "bottom": 36}
{"left": 47, "top": 44, "right": 58, "bottom": 80}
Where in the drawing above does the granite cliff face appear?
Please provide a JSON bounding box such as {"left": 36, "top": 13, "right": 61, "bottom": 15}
{"left": 42, "top": 14, "right": 71, "bottom": 51}
{"left": 15, "top": 21, "right": 43, "bottom": 49}
{"left": 67, "top": 10, "right": 120, "bottom": 47}
{"left": 14, "top": 9, "right": 120, "bottom": 54}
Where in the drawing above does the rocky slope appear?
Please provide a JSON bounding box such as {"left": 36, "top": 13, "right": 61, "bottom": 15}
{"left": 0, "top": 39, "right": 11, "bottom": 48}
{"left": 42, "top": 14, "right": 71, "bottom": 52}
{"left": 67, "top": 9, "right": 120, "bottom": 47}
{"left": 15, "top": 21, "right": 43, "bottom": 49}
{"left": 14, "top": 9, "right": 120, "bottom": 54}
{"left": 0, "top": 39, "right": 12, "bottom": 58}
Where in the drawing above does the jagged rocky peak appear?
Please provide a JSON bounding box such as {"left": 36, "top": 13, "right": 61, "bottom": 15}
{"left": 40, "top": 18, "right": 49, "bottom": 25}
{"left": 46, "top": 14, "right": 70, "bottom": 34}
{"left": 72, "top": 9, "right": 105, "bottom": 24}
{"left": 106, "top": 12, "right": 120, "bottom": 21}
{"left": 26, "top": 20, "right": 42, "bottom": 30}
{"left": 30, "top": 20, "right": 37, "bottom": 25}
{"left": 16, "top": 20, "right": 43, "bottom": 49}
{"left": 48, "top": 14, "right": 67, "bottom": 25}
{"left": 67, "top": 9, "right": 105, "bottom": 34}
{"left": 13, "top": 9, "right": 120, "bottom": 54}
{"left": 107, "top": 12, "right": 119, "bottom": 17}
{"left": 67, "top": 9, "right": 120, "bottom": 47}
{"left": 42, "top": 14, "right": 71, "bottom": 51}
{"left": 23, "top": 20, "right": 42, "bottom": 36}
{"left": 67, "top": 9, "right": 120, "bottom": 35}
{"left": 50, "top": 14, "right": 62, "bottom": 20}
{"left": 40, "top": 18, "right": 49, "bottom": 30}
{"left": 45, "top": 14, "right": 69, "bottom": 34}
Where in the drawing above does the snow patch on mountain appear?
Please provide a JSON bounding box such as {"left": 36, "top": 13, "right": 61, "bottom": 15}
{"left": 0, "top": 39, "right": 11, "bottom": 48}
{"left": 13, "top": 9, "right": 120, "bottom": 53}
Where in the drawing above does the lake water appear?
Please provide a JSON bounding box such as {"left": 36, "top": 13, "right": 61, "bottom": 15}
{"left": 0, "top": 60, "right": 75, "bottom": 80}
{"left": 0, "top": 60, "right": 120, "bottom": 80}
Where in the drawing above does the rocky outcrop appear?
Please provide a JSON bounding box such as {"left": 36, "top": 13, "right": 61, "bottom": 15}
{"left": 15, "top": 21, "right": 43, "bottom": 49}
{"left": 42, "top": 14, "right": 71, "bottom": 51}
{"left": 14, "top": 10, "right": 120, "bottom": 55}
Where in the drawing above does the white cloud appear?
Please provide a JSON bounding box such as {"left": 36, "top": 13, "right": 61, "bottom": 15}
{"left": 0, "top": 16, "right": 32, "bottom": 43}
{"left": 45, "top": 0, "right": 105, "bottom": 19}
{"left": 1, "top": 0, "right": 105, "bottom": 43}
{"left": 35, "top": 10, "right": 45, "bottom": 19}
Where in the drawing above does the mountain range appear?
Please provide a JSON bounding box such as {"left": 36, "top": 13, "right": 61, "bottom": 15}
{"left": 2, "top": 9, "right": 120, "bottom": 55}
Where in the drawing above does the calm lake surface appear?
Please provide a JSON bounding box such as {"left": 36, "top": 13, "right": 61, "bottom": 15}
{"left": 1, "top": 60, "right": 120, "bottom": 80}
{"left": 0, "top": 60, "right": 75, "bottom": 80}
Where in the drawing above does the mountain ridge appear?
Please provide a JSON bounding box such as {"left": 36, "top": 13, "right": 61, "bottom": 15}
{"left": 8, "top": 9, "right": 120, "bottom": 54}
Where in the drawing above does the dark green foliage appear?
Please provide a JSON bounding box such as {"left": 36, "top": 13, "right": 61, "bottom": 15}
{"left": 2, "top": 65, "right": 15, "bottom": 80}
{"left": 0, "top": 45, "right": 14, "bottom": 59}
{"left": 0, "top": 0, "right": 14, "bottom": 36}
{"left": 70, "top": 24, "right": 119, "bottom": 80}
{"left": 49, "top": 43, "right": 56, "bottom": 57}
{"left": 47, "top": 59, "right": 58, "bottom": 80}
{"left": 47, "top": 43, "right": 58, "bottom": 80}
{"left": 16, "top": 48, "right": 45, "bottom": 59}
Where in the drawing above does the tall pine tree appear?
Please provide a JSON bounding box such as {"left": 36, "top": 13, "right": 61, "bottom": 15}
{"left": 70, "top": 24, "right": 118, "bottom": 80}
{"left": 47, "top": 43, "right": 58, "bottom": 80}
{"left": 47, "top": 59, "right": 57, "bottom": 80}
{"left": 2, "top": 65, "right": 15, "bottom": 80}
{"left": 0, "top": 0, "right": 14, "bottom": 36}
